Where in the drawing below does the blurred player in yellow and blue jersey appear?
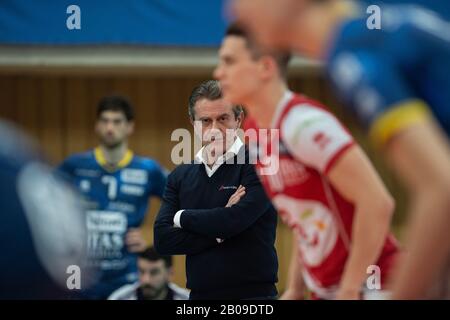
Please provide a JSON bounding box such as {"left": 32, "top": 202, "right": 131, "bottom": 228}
{"left": 59, "top": 95, "right": 167, "bottom": 299}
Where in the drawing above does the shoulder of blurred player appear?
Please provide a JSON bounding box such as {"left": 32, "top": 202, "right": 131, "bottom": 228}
{"left": 58, "top": 149, "right": 96, "bottom": 176}
{"left": 133, "top": 155, "right": 164, "bottom": 170}
{"left": 61, "top": 150, "right": 96, "bottom": 166}
{"left": 169, "top": 282, "right": 190, "bottom": 300}
{"left": 131, "top": 155, "right": 169, "bottom": 179}
{"left": 280, "top": 97, "right": 354, "bottom": 175}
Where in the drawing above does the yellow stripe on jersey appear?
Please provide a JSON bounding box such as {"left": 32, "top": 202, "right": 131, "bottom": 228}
{"left": 369, "top": 99, "right": 432, "bottom": 147}
{"left": 94, "top": 147, "right": 106, "bottom": 167}
{"left": 117, "top": 150, "right": 134, "bottom": 168}
{"left": 94, "top": 147, "right": 134, "bottom": 171}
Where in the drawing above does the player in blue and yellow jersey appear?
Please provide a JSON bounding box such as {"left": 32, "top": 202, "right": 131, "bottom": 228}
{"left": 232, "top": 0, "right": 450, "bottom": 299}
{"left": 59, "top": 95, "right": 167, "bottom": 299}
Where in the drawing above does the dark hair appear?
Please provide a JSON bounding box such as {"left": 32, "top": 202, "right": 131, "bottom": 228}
{"left": 97, "top": 95, "right": 134, "bottom": 121}
{"left": 138, "top": 247, "right": 173, "bottom": 268}
{"left": 225, "top": 22, "right": 291, "bottom": 79}
{"left": 188, "top": 80, "right": 243, "bottom": 121}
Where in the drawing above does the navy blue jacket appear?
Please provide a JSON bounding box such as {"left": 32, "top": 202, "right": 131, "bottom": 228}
{"left": 154, "top": 148, "right": 278, "bottom": 300}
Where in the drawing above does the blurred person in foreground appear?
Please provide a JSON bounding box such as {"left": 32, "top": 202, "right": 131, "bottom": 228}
{"left": 0, "top": 120, "right": 89, "bottom": 299}
{"left": 232, "top": 0, "right": 450, "bottom": 299}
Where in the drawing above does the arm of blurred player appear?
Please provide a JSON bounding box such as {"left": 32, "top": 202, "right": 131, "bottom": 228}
{"left": 280, "top": 233, "right": 306, "bottom": 300}
{"left": 132, "top": 162, "right": 168, "bottom": 253}
{"left": 125, "top": 228, "right": 148, "bottom": 253}
{"left": 386, "top": 121, "right": 450, "bottom": 299}
{"left": 327, "top": 145, "right": 395, "bottom": 300}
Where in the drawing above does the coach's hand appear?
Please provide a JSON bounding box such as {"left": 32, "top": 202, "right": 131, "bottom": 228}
{"left": 225, "top": 185, "right": 246, "bottom": 207}
{"left": 126, "top": 228, "right": 147, "bottom": 253}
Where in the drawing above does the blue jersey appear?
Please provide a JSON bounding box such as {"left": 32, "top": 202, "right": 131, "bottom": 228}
{"left": 0, "top": 121, "right": 87, "bottom": 299}
{"left": 359, "top": 0, "right": 450, "bottom": 20}
{"left": 59, "top": 147, "right": 167, "bottom": 299}
{"left": 327, "top": 3, "right": 450, "bottom": 147}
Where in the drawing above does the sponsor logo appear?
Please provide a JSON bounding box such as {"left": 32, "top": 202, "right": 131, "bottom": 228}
{"left": 219, "top": 185, "right": 238, "bottom": 191}
{"left": 121, "top": 169, "right": 148, "bottom": 185}
{"left": 120, "top": 184, "right": 145, "bottom": 196}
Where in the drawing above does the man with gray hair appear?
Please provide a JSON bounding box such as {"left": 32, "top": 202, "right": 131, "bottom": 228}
{"left": 154, "top": 80, "right": 278, "bottom": 300}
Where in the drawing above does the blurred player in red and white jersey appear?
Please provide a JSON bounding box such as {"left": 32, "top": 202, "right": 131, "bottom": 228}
{"left": 214, "top": 23, "right": 400, "bottom": 299}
